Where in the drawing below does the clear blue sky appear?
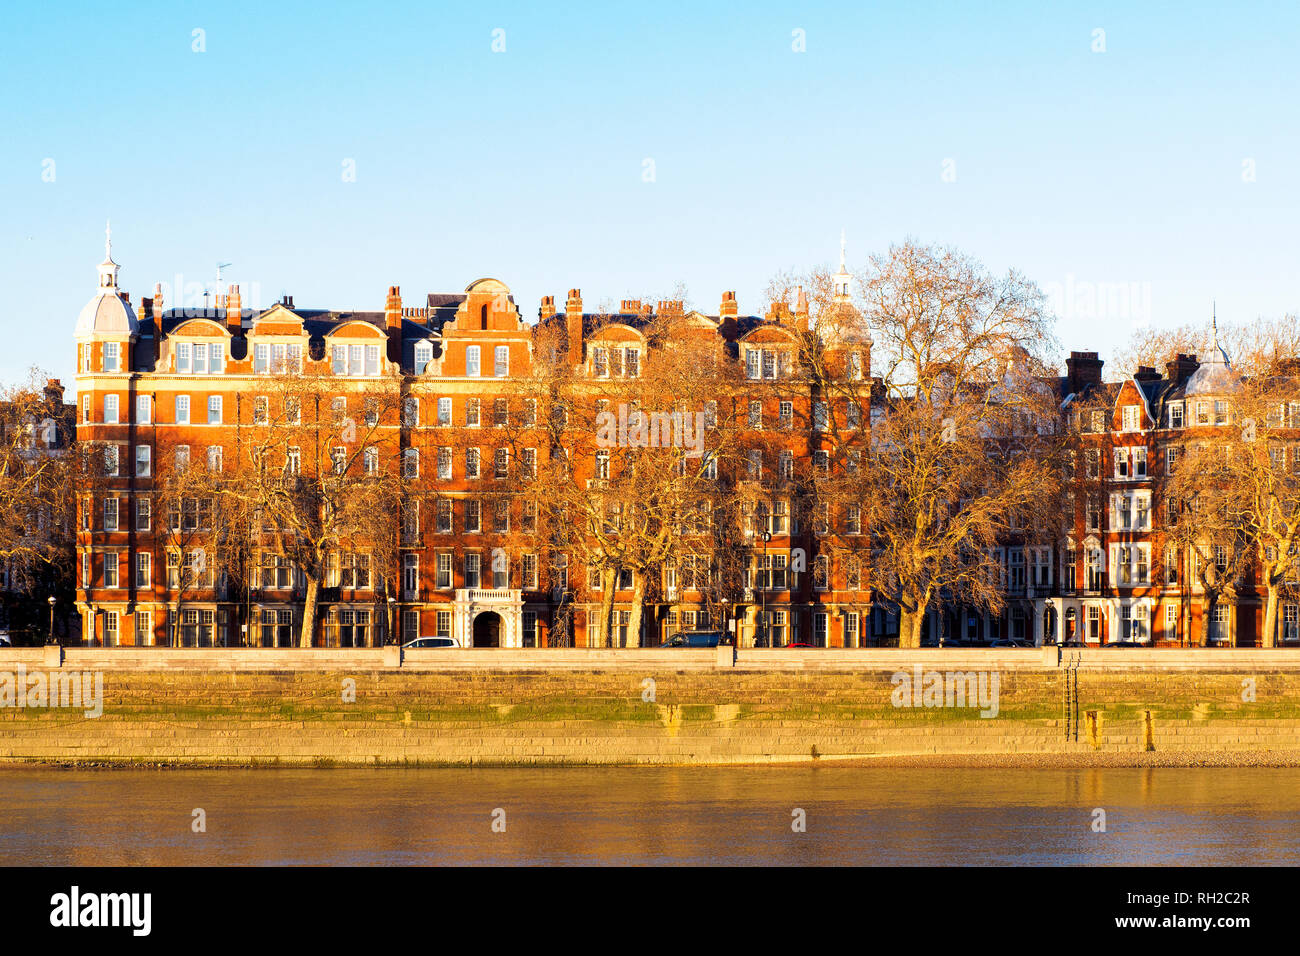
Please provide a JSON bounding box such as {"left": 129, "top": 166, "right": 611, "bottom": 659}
{"left": 3, "top": 0, "right": 1298, "bottom": 393}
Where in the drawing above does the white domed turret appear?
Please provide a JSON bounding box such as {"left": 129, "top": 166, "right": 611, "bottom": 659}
{"left": 74, "top": 222, "right": 139, "bottom": 338}
{"left": 1185, "top": 306, "right": 1235, "bottom": 396}
{"left": 833, "top": 228, "right": 852, "bottom": 300}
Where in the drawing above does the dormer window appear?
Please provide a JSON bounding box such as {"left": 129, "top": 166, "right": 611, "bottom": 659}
{"left": 176, "top": 342, "right": 225, "bottom": 375}
{"left": 414, "top": 341, "right": 433, "bottom": 375}
{"left": 746, "top": 348, "right": 781, "bottom": 380}
{"left": 253, "top": 343, "right": 302, "bottom": 375}
{"left": 331, "top": 343, "right": 380, "bottom": 377}
{"left": 1168, "top": 403, "right": 1184, "bottom": 429}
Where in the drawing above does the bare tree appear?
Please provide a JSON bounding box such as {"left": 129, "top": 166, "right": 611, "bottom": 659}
{"left": 834, "top": 240, "right": 1060, "bottom": 647}
{"left": 0, "top": 371, "right": 75, "bottom": 640}
{"left": 1165, "top": 438, "right": 1256, "bottom": 646}
{"left": 225, "top": 362, "right": 404, "bottom": 647}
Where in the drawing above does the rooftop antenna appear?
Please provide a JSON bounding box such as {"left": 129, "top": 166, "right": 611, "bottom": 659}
{"left": 217, "top": 262, "right": 233, "bottom": 286}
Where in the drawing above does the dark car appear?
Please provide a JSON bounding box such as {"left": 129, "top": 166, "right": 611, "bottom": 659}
{"left": 988, "top": 639, "right": 1033, "bottom": 648}
{"left": 660, "top": 630, "right": 724, "bottom": 648}
{"left": 1103, "top": 641, "right": 1143, "bottom": 648}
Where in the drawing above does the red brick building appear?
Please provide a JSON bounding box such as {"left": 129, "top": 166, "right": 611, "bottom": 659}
{"left": 73, "top": 236, "right": 876, "bottom": 648}
{"left": 72, "top": 234, "right": 1296, "bottom": 648}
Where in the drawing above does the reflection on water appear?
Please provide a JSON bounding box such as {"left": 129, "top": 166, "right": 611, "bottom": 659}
{"left": 2, "top": 766, "right": 1298, "bottom": 866}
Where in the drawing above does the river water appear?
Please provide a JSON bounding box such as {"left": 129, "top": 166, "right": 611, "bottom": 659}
{"left": 3, "top": 766, "right": 1298, "bottom": 866}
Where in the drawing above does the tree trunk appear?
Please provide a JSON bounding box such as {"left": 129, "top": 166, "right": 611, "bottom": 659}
{"left": 1201, "top": 594, "right": 1217, "bottom": 648}
{"left": 300, "top": 574, "right": 319, "bottom": 648}
{"left": 627, "top": 572, "right": 647, "bottom": 647}
{"left": 1262, "top": 584, "right": 1280, "bottom": 649}
{"left": 897, "top": 606, "right": 925, "bottom": 648}
{"left": 596, "top": 568, "right": 616, "bottom": 648}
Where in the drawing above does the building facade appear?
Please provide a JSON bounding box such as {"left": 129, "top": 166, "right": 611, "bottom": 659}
{"left": 72, "top": 235, "right": 1298, "bottom": 648}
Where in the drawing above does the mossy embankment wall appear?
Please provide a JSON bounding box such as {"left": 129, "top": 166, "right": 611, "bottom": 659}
{"left": 0, "top": 648, "right": 1296, "bottom": 766}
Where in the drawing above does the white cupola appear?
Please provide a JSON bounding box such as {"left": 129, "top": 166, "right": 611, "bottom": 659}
{"left": 75, "top": 222, "right": 139, "bottom": 339}
{"left": 833, "top": 228, "right": 852, "bottom": 300}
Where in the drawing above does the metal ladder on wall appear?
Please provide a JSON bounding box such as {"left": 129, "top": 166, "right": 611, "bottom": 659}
{"left": 1061, "top": 653, "right": 1080, "bottom": 741}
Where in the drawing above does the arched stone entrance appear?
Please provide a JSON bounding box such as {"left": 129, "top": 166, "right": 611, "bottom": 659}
{"left": 473, "top": 611, "right": 502, "bottom": 648}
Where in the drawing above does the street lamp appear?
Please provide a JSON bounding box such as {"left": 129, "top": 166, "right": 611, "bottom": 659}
{"left": 759, "top": 530, "right": 772, "bottom": 647}
{"left": 46, "top": 595, "right": 56, "bottom": 645}
{"left": 719, "top": 597, "right": 730, "bottom": 646}
{"left": 387, "top": 595, "right": 397, "bottom": 646}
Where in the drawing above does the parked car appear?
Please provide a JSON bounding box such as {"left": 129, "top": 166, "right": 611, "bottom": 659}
{"left": 0, "top": 631, "right": 10, "bottom": 647}
{"left": 1103, "top": 641, "right": 1143, "bottom": 648}
{"left": 660, "top": 631, "right": 724, "bottom": 648}
{"left": 402, "top": 637, "right": 458, "bottom": 649}
{"left": 988, "top": 639, "right": 1033, "bottom": 648}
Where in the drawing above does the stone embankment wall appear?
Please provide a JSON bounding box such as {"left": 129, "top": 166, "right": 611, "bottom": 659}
{"left": 0, "top": 648, "right": 1296, "bottom": 765}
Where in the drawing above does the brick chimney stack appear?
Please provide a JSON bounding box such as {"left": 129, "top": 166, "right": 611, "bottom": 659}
{"left": 152, "top": 283, "right": 165, "bottom": 322}
{"left": 43, "top": 379, "right": 64, "bottom": 408}
{"left": 1065, "top": 351, "right": 1104, "bottom": 394}
{"left": 1165, "top": 353, "right": 1200, "bottom": 385}
{"left": 565, "top": 288, "right": 584, "bottom": 365}
{"left": 385, "top": 286, "right": 402, "bottom": 329}
{"left": 1134, "top": 365, "right": 1160, "bottom": 382}
{"left": 719, "top": 291, "right": 738, "bottom": 318}
{"left": 385, "top": 286, "right": 403, "bottom": 365}
{"left": 539, "top": 295, "right": 556, "bottom": 320}
{"left": 794, "top": 285, "right": 809, "bottom": 333}
{"left": 137, "top": 299, "right": 148, "bottom": 326}
{"left": 226, "top": 284, "right": 242, "bottom": 335}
